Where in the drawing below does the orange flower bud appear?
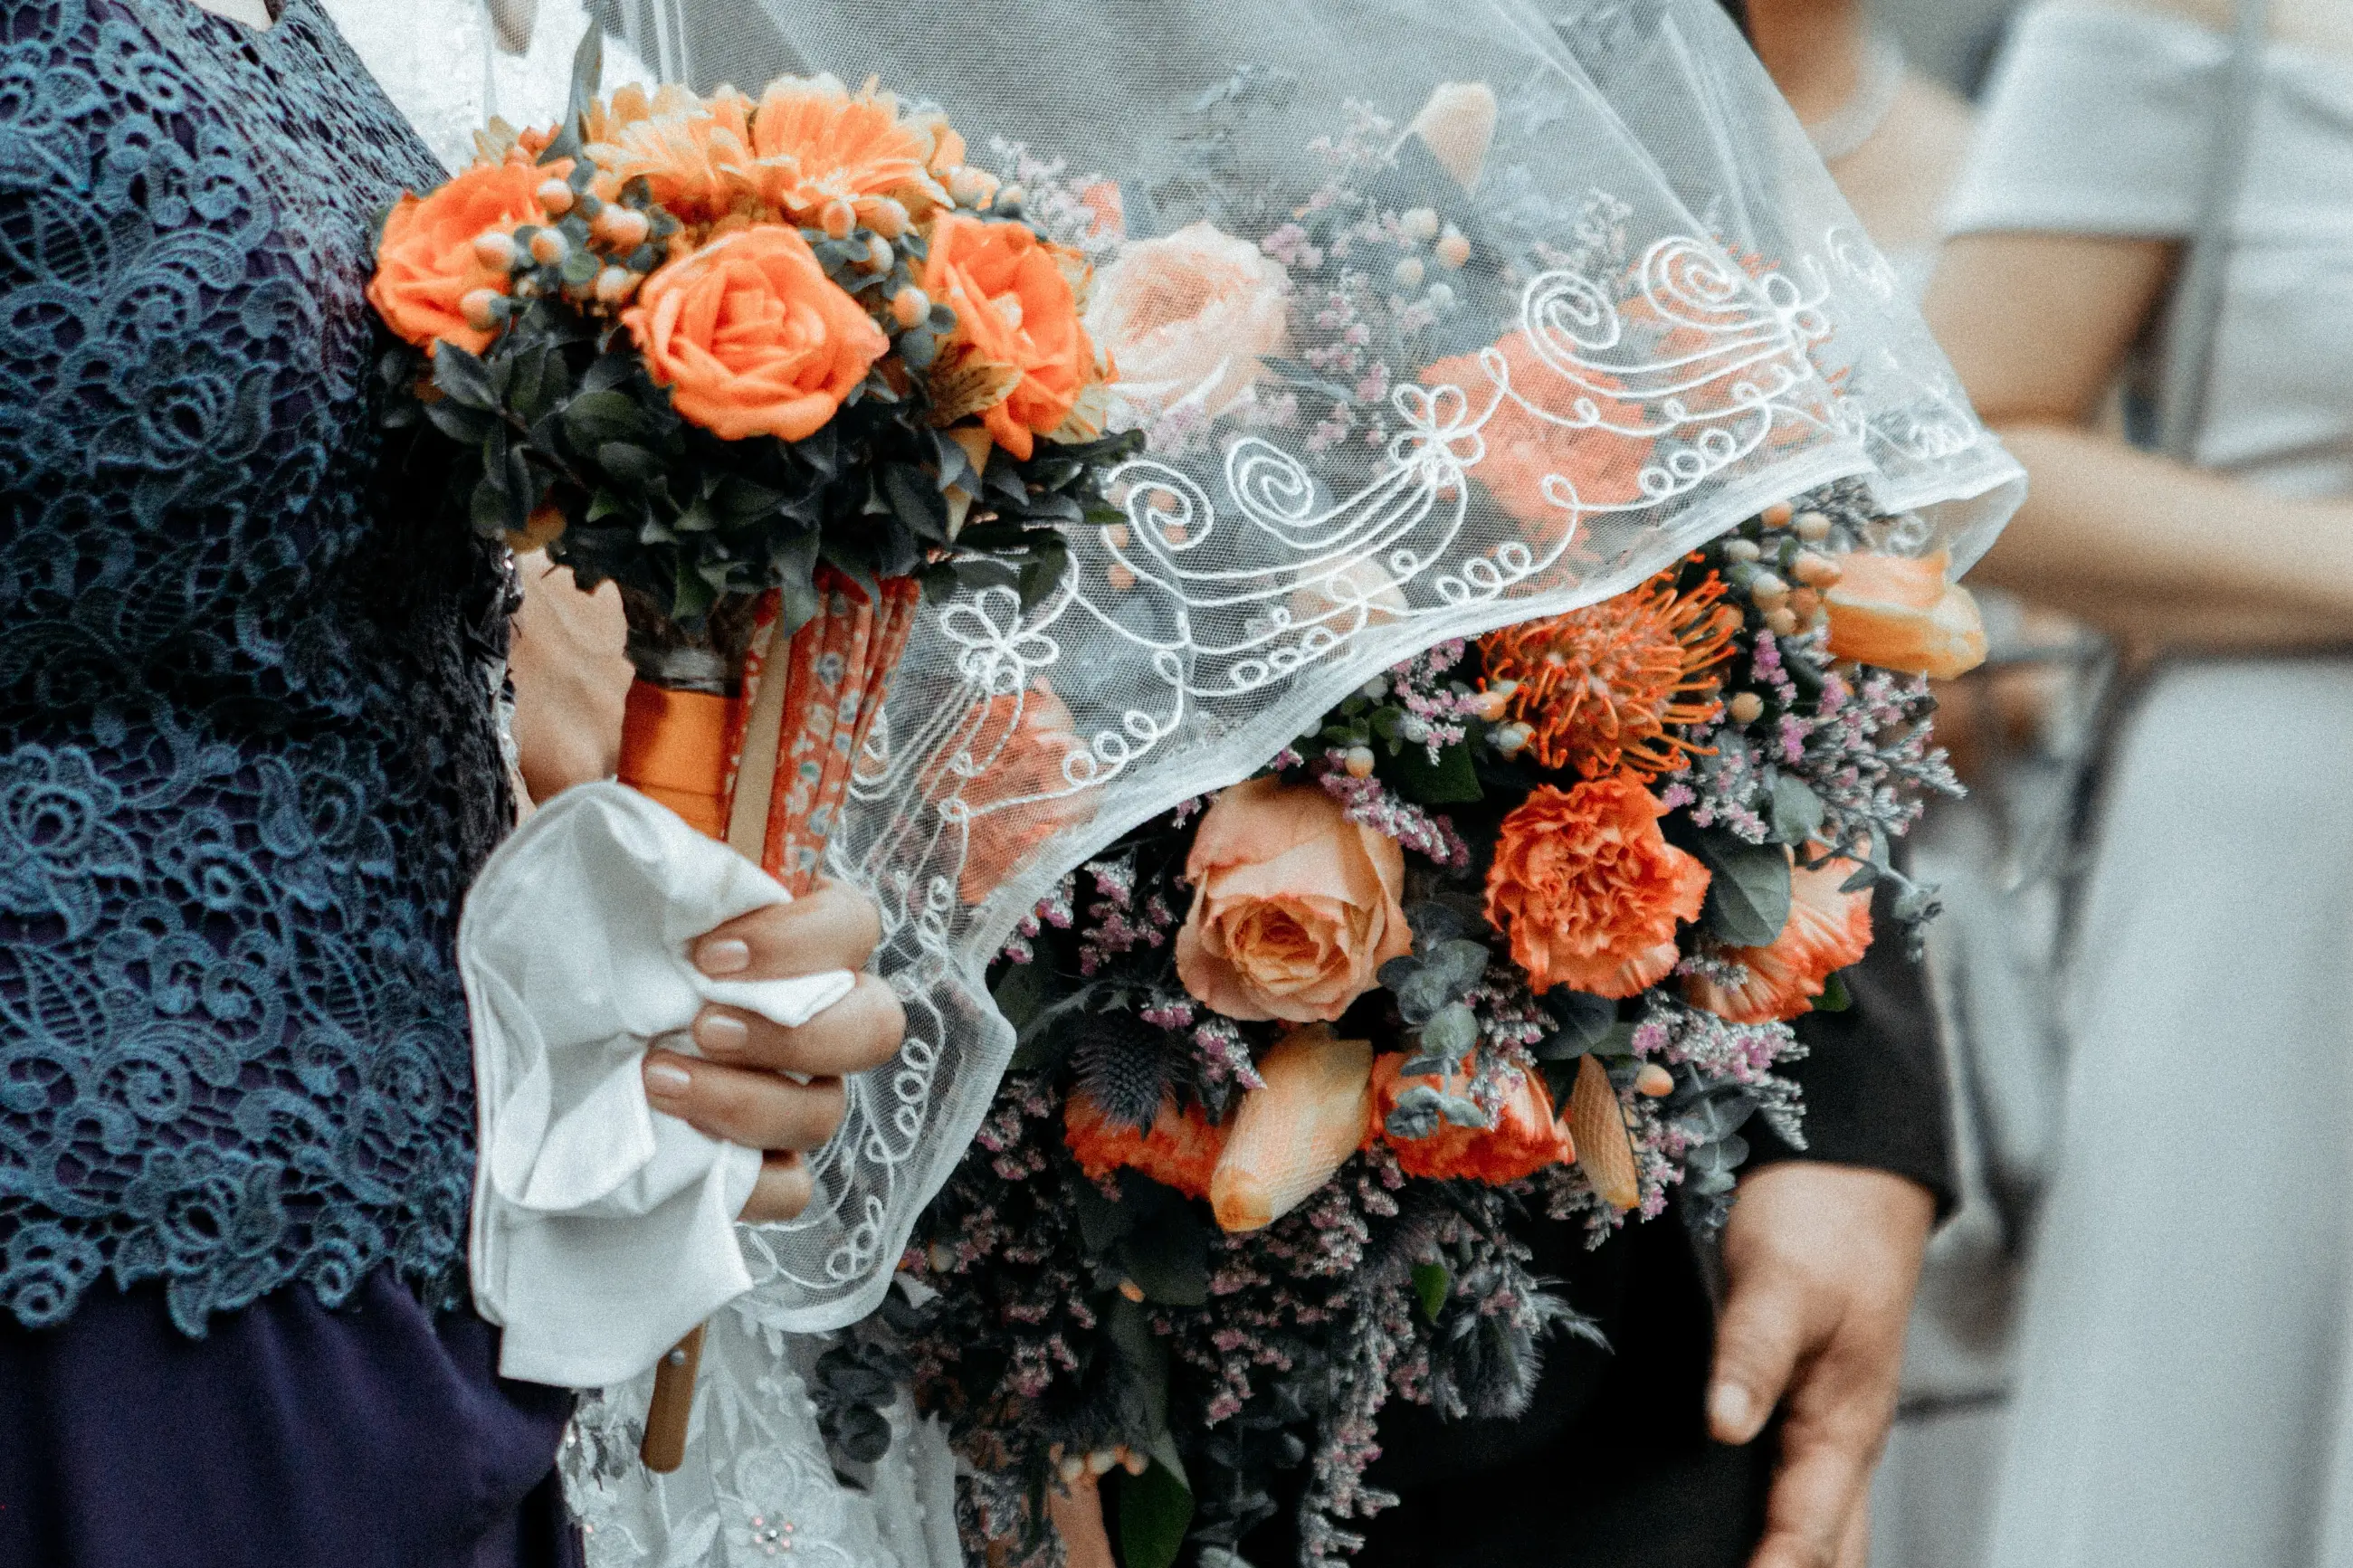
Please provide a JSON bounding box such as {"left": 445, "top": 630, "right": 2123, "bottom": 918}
{"left": 1209, "top": 1027, "right": 1375, "bottom": 1232}
{"left": 536, "top": 176, "right": 575, "bottom": 214}
{"left": 459, "top": 287, "right": 503, "bottom": 332}
{"left": 592, "top": 204, "right": 651, "bottom": 252}
{"left": 472, "top": 229, "right": 519, "bottom": 271}
{"left": 529, "top": 228, "right": 568, "bottom": 267}
{"left": 1822, "top": 548, "right": 1988, "bottom": 679}
{"left": 891, "top": 285, "right": 930, "bottom": 328}
{"left": 820, "top": 197, "right": 857, "bottom": 239}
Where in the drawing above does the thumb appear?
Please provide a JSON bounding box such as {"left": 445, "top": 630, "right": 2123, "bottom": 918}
{"left": 1709, "top": 1262, "right": 1808, "bottom": 1445}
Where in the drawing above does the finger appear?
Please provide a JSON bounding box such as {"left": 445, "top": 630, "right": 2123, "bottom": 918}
{"left": 1834, "top": 1499, "right": 1871, "bottom": 1568}
{"left": 693, "top": 882, "right": 881, "bottom": 980}
{"left": 643, "top": 1050, "right": 847, "bottom": 1152}
{"left": 1748, "top": 1415, "right": 1875, "bottom": 1568}
{"left": 1710, "top": 1265, "right": 1810, "bottom": 1444}
{"left": 694, "top": 971, "right": 906, "bottom": 1078}
{"left": 737, "top": 1152, "right": 814, "bottom": 1224}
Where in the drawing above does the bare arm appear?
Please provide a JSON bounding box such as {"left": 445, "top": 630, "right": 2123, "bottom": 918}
{"left": 1927, "top": 231, "right": 2353, "bottom": 651}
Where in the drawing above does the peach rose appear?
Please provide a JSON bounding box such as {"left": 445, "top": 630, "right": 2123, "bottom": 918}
{"left": 369, "top": 160, "right": 546, "bottom": 354}
{"left": 1209, "top": 1026, "right": 1376, "bottom": 1232}
{"left": 1485, "top": 777, "right": 1710, "bottom": 999}
{"left": 1086, "top": 222, "right": 1288, "bottom": 420}
{"left": 622, "top": 225, "right": 889, "bottom": 442}
{"left": 922, "top": 212, "right": 1100, "bottom": 461}
{"left": 1422, "top": 333, "right": 1654, "bottom": 539}
{"left": 1684, "top": 853, "right": 1873, "bottom": 1023}
{"left": 1369, "top": 1054, "right": 1575, "bottom": 1183}
{"left": 1175, "top": 776, "right": 1414, "bottom": 1024}
{"left": 1064, "top": 1090, "right": 1226, "bottom": 1202}
{"left": 1823, "top": 548, "right": 1988, "bottom": 679}
{"left": 744, "top": 74, "right": 950, "bottom": 227}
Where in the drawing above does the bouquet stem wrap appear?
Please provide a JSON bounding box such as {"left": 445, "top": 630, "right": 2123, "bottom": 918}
{"left": 611, "top": 565, "right": 920, "bottom": 1469}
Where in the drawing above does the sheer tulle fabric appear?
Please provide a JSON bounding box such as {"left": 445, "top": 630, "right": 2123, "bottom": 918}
{"left": 561, "top": 0, "right": 2018, "bottom": 1552}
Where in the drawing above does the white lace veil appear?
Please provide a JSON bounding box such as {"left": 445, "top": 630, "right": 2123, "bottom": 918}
{"left": 548, "top": 0, "right": 2020, "bottom": 1554}
{"left": 596, "top": 0, "right": 2019, "bottom": 1338}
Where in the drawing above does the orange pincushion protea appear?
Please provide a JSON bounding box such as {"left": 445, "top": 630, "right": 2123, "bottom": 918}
{"left": 1478, "top": 565, "right": 1741, "bottom": 780}
{"left": 1064, "top": 1090, "right": 1227, "bottom": 1201}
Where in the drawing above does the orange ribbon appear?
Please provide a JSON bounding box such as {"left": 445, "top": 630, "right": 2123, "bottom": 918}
{"left": 618, "top": 680, "right": 739, "bottom": 841}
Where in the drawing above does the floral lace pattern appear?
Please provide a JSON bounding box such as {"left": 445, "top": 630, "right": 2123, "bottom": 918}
{"left": 0, "top": 0, "right": 510, "bottom": 1334}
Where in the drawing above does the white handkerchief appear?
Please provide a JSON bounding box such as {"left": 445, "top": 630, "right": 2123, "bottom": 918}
{"left": 459, "top": 781, "right": 855, "bottom": 1387}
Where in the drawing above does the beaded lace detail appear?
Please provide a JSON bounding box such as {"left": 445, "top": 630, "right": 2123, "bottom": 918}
{"left": 0, "top": 0, "right": 510, "bottom": 1334}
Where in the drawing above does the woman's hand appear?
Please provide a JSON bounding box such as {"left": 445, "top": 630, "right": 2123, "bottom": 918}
{"left": 509, "top": 551, "right": 632, "bottom": 806}
{"left": 641, "top": 880, "right": 906, "bottom": 1222}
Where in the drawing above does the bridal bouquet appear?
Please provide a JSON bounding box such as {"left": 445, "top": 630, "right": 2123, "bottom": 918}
{"left": 367, "top": 37, "right": 1131, "bottom": 871}
{"left": 776, "top": 79, "right": 1987, "bottom": 1567}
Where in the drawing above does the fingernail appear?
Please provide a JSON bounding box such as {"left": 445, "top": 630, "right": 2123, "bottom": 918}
{"left": 1710, "top": 1383, "right": 1754, "bottom": 1440}
{"left": 698, "top": 937, "right": 751, "bottom": 976}
{"left": 697, "top": 1012, "right": 750, "bottom": 1056}
{"left": 644, "top": 1059, "right": 692, "bottom": 1097}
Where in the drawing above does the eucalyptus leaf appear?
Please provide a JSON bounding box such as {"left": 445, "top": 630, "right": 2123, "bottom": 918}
{"left": 1768, "top": 774, "right": 1825, "bottom": 847}
{"left": 1691, "top": 831, "right": 1792, "bottom": 946}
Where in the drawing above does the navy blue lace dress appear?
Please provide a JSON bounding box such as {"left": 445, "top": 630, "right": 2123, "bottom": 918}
{"left": 0, "top": 1, "right": 575, "bottom": 1562}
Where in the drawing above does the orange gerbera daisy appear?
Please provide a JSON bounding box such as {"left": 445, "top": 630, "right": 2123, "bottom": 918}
{"left": 586, "top": 83, "right": 757, "bottom": 224}
{"left": 743, "top": 75, "right": 950, "bottom": 229}
{"left": 1479, "top": 565, "right": 1742, "bottom": 780}
{"left": 1064, "top": 1090, "right": 1227, "bottom": 1201}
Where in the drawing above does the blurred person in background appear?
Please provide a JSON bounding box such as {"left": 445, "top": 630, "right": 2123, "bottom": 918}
{"left": 1930, "top": 0, "right": 2353, "bottom": 1563}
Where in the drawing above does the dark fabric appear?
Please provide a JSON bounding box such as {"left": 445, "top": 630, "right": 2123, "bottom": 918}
{"left": 0, "top": 1265, "right": 579, "bottom": 1568}
{"left": 1748, "top": 879, "right": 1959, "bottom": 1221}
{"left": 1249, "top": 1200, "right": 1774, "bottom": 1568}
{"left": 0, "top": 0, "right": 514, "bottom": 1334}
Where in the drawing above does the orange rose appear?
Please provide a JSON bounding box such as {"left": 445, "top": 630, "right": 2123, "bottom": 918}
{"left": 622, "top": 225, "right": 888, "bottom": 442}
{"left": 1208, "top": 1026, "right": 1375, "bottom": 1232}
{"left": 1369, "top": 1055, "right": 1575, "bottom": 1183}
{"left": 1086, "top": 222, "right": 1288, "bottom": 420}
{"left": 922, "top": 213, "right": 1099, "bottom": 461}
{"left": 944, "top": 683, "right": 1098, "bottom": 905}
{"left": 1684, "top": 853, "right": 1873, "bottom": 1023}
{"left": 1175, "top": 776, "right": 1414, "bottom": 1024}
{"left": 744, "top": 75, "right": 950, "bottom": 228}
{"left": 1421, "top": 333, "right": 1654, "bottom": 539}
{"left": 1822, "top": 548, "right": 1987, "bottom": 679}
{"left": 1064, "top": 1090, "right": 1226, "bottom": 1201}
{"left": 1485, "top": 777, "right": 1710, "bottom": 999}
{"left": 369, "top": 160, "right": 545, "bottom": 354}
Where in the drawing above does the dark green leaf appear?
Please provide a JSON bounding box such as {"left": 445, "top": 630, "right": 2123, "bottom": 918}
{"left": 1690, "top": 831, "right": 1791, "bottom": 946}
{"left": 1386, "top": 736, "right": 1481, "bottom": 803}
{"left": 424, "top": 399, "right": 496, "bottom": 443}
{"left": 1116, "top": 1195, "right": 1208, "bottom": 1307}
{"left": 1536, "top": 991, "right": 1616, "bottom": 1059}
{"left": 1072, "top": 1177, "right": 1136, "bottom": 1253}
{"left": 1119, "top": 1459, "right": 1195, "bottom": 1568}
{"left": 563, "top": 389, "right": 649, "bottom": 446}
{"left": 596, "top": 441, "right": 663, "bottom": 486}
{"left": 882, "top": 462, "right": 951, "bottom": 543}
{"left": 1018, "top": 538, "right": 1071, "bottom": 610}
{"left": 433, "top": 345, "right": 498, "bottom": 411}
{"left": 1814, "top": 968, "right": 1852, "bottom": 1012}
{"left": 1412, "top": 1262, "right": 1450, "bottom": 1323}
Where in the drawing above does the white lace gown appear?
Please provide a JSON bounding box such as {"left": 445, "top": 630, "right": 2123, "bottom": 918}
{"left": 1949, "top": 6, "right": 2353, "bottom": 1564}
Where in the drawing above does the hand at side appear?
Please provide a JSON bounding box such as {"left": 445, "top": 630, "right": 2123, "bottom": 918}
{"left": 1709, "top": 1161, "right": 1936, "bottom": 1568}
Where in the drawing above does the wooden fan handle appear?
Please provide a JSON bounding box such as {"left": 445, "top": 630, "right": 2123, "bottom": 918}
{"left": 639, "top": 1323, "right": 706, "bottom": 1472}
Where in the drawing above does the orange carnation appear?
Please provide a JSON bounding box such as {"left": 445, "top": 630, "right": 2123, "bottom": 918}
{"left": 1175, "top": 776, "right": 1414, "bottom": 1024}
{"left": 1064, "top": 1090, "right": 1226, "bottom": 1201}
{"left": 622, "top": 225, "right": 888, "bottom": 442}
{"left": 947, "top": 683, "right": 1098, "bottom": 905}
{"left": 369, "top": 160, "right": 545, "bottom": 355}
{"left": 1485, "top": 777, "right": 1710, "bottom": 999}
{"left": 1684, "top": 854, "right": 1873, "bottom": 1023}
{"left": 922, "top": 213, "right": 1099, "bottom": 461}
{"left": 1369, "top": 1055, "right": 1575, "bottom": 1183}
{"left": 1421, "top": 331, "right": 1653, "bottom": 538}
{"left": 1823, "top": 548, "right": 1988, "bottom": 679}
{"left": 745, "top": 75, "right": 950, "bottom": 228}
